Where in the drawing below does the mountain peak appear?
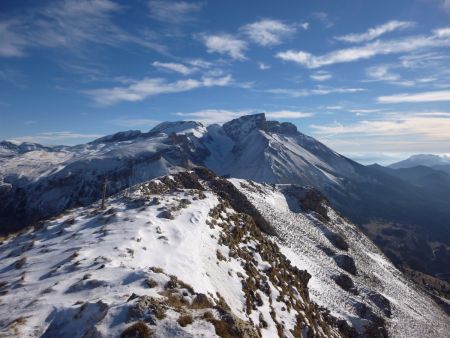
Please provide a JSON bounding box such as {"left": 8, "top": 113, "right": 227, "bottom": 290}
{"left": 91, "top": 130, "right": 142, "bottom": 144}
{"left": 223, "top": 113, "right": 298, "bottom": 140}
{"left": 151, "top": 120, "right": 206, "bottom": 138}
{"left": 389, "top": 153, "right": 450, "bottom": 169}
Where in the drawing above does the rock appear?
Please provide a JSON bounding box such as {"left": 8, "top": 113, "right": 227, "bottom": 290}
{"left": 298, "top": 188, "right": 330, "bottom": 221}
{"left": 42, "top": 301, "right": 108, "bottom": 338}
{"left": 328, "top": 232, "right": 349, "bottom": 251}
{"left": 157, "top": 210, "right": 174, "bottom": 220}
{"left": 127, "top": 296, "right": 159, "bottom": 324}
{"left": 66, "top": 279, "right": 109, "bottom": 293}
{"left": 334, "top": 255, "right": 357, "bottom": 275}
{"left": 368, "top": 291, "right": 391, "bottom": 317}
{"left": 333, "top": 273, "right": 356, "bottom": 293}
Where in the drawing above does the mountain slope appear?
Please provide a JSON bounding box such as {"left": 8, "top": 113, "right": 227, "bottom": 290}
{"left": 1, "top": 170, "right": 448, "bottom": 337}
{"left": 1, "top": 114, "right": 450, "bottom": 282}
{"left": 0, "top": 170, "right": 343, "bottom": 338}
{"left": 232, "top": 179, "right": 450, "bottom": 337}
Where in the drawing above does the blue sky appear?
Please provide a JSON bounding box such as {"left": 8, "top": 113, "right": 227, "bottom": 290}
{"left": 1, "top": 0, "right": 450, "bottom": 164}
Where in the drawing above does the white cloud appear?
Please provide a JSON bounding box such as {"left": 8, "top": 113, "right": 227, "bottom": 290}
{"left": 434, "top": 27, "right": 450, "bottom": 37}
{"left": 200, "top": 34, "right": 247, "bottom": 60}
{"left": 312, "top": 12, "right": 334, "bottom": 28}
{"left": 186, "top": 59, "right": 213, "bottom": 69}
{"left": 110, "top": 118, "right": 160, "bottom": 128}
{"left": 267, "top": 86, "right": 365, "bottom": 97}
{"left": 265, "top": 110, "right": 313, "bottom": 119}
{"left": 276, "top": 28, "right": 450, "bottom": 68}
{"left": 11, "top": 131, "right": 103, "bottom": 145}
{"left": 349, "top": 108, "right": 384, "bottom": 115}
{"left": 148, "top": 0, "right": 203, "bottom": 24}
{"left": 399, "top": 52, "right": 448, "bottom": 69}
{"left": 366, "top": 64, "right": 400, "bottom": 81}
{"left": 0, "top": 0, "right": 165, "bottom": 58}
{"left": 0, "top": 20, "right": 27, "bottom": 57}
{"left": 335, "top": 20, "right": 413, "bottom": 43}
{"left": 300, "top": 22, "right": 310, "bottom": 30}
{"left": 441, "top": 0, "right": 450, "bottom": 11}
{"left": 86, "top": 75, "right": 232, "bottom": 105}
{"left": 175, "top": 109, "right": 248, "bottom": 124}
{"left": 258, "top": 62, "right": 271, "bottom": 70}
{"left": 175, "top": 109, "right": 312, "bottom": 124}
{"left": 310, "top": 71, "right": 332, "bottom": 81}
{"left": 377, "top": 90, "right": 450, "bottom": 103}
{"left": 310, "top": 112, "right": 450, "bottom": 153}
{"left": 241, "top": 19, "right": 296, "bottom": 46}
{"left": 152, "top": 61, "right": 196, "bottom": 75}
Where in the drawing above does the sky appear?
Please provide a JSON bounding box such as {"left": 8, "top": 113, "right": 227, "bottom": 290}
{"left": 1, "top": 0, "right": 450, "bottom": 165}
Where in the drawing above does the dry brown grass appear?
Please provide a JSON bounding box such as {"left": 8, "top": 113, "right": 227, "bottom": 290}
{"left": 177, "top": 314, "right": 193, "bottom": 327}
{"left": 121, "top": 321, "right": 152, "bottom": 338}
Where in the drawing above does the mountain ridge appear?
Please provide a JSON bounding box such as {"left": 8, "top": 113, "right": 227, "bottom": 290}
{"left": 1, "top": 169, "right": 448, "bottom": 337}
{"left": 1, "top": 113, "right": 449, "bottom": 282}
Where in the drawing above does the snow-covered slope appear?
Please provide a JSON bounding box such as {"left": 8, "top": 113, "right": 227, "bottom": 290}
{"left": 0, "top": 114, "right": 360, "bottom": 234}
{"left": 0, "top": 170, "right": 343, "bottom": 338}
{"left": 0, "top": 124, "right": 206, "bottom": 233}
{"left": 232, "top": 179, "right": 450, "bottom": 337}
{"left": 1, "top": 170, "right": 448, "bottom": 337}
{"left": 2, "top": 114, "right": 450, "bottom": 286}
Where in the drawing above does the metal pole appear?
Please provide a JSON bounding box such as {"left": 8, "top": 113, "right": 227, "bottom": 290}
{"left": 101, "top": 178, "right": 107, "bottom": 210}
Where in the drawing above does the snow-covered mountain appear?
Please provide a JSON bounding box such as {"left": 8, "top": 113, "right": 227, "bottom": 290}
{"left": 1, "top": 114, "right": 450, "bottom": 281}
{"left": 0, "top": 113, "right": 363, "bottom": 233}
{"left": 389, "top": 154, "right": 450, "bottom": 169}
{"left": 1, "top": 169, "right": 448, "bottom": 337}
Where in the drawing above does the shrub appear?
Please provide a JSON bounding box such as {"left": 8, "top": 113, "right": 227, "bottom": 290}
{"left": 177, "top": 314, "right": 193, "bottom": 327}
{"left": 146, "top": 278, "right": 158, "bottom": 288}
{"left": 121, "top": 321, "right": 152, "bottom": 338}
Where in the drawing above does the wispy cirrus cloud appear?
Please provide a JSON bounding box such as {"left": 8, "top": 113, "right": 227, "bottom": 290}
{"left": 310, "top": 71, "right": 332, "bottom": 81}
{"left": 0, "top": 0, "right": 165, "bottom": 58}
{"left": 175, "top": 109, "right": 313, "bottom": 124}
{"left": 152, "top": 61, "right": 197, "bottom": 75}
{"left": 175, "top": 109, "right": 248, "bottom": 124}
{"left": 441, "top": 0, "right": 450, "bottom": 11}
{"left": 241, "top": 19, "right": 297, "bottom": 46}
{"left": 11, "top": 131, "right": 103, "bottom": 145}
{"left": 311, "top": 12, "right": 334, "bottom": 28}
{"left": 310, "top": 112, "right": 450, "bottom": 153}
{"left": 86, "top": 75, "right": 233, "bottom": 105}
{"left": 366, "top": 64, "right": 400, "bottom": 81}
{"left": 110, "top": 118, "right": 160, "bottom": 128}
{"left": 200, "top": 34, "right": 247, "bottom": 60}
{"left": 148, "top": 0, "right": 203, "bottom": 24}
{"left": 276, "top": 27, "right": 450, "bottom": 68}
{"left": 0, "top": 20, "right": 28, "bottom": 57}
{"left": 335, "top": 20, "right": 413, "bottom": 43}
{"left": 377, "top": 89, "right": 450, "bottom": 103}
{"left": 258, "top": 62, "right": 271, "bottom": 70}
{"left": 365, "top": 64, "right": 439, "bottom": 87}
{"left": 266, "top": 86, "right": 365, "bottom": 97}
{"left": 265, "top": 110, "right": 313, "bottom": 119}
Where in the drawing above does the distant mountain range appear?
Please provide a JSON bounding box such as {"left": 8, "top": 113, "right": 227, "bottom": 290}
{"left": 1, "top": 114, "right": 449, "bottom": 282}
{"left": 389, "top": 154, "right": 450, "bottom": 169}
